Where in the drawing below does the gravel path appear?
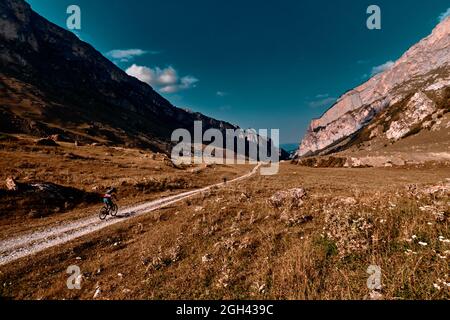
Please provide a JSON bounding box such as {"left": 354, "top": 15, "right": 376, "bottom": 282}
{"left": 0, "top": 164, "right": 261, "bottom": 266}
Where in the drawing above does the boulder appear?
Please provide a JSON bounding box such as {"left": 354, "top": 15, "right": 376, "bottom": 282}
{"left": 268, "top": 188, "right": 307, "bottom": 209}
{"left": 6, "top": 177, "right": 19, "bottom": 191}
{"left": 49, "top": 134, "right": 73, "bottom": 143}
{"left": 36, "top": 138, "right": 59, "bottom": 146}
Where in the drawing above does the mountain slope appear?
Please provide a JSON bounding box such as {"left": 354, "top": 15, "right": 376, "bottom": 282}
{"left": 0, "top": 0, "right": 237, "bottom": 151}
{"left": 296, "top": 17, "right": 450, "bottom": 158}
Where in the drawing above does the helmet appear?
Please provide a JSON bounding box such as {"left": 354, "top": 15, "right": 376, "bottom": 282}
{"left": 106, "top": 187, "right": 117, "bottom": 194}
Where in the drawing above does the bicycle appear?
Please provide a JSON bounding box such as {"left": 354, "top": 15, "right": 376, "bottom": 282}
{"left": 99, "top": 201, "right": 118, "bottom": 220}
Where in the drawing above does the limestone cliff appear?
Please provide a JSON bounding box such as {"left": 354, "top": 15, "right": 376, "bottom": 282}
{"left": 296, "top": 17, "right": 450, "bottom": 157}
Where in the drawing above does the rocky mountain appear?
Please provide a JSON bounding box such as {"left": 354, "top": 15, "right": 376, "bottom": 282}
{"left": 0, "top": 0, "right": 239, "bottom": 152}
{"left": 296, "top": 17, "right": 450, "bottom": 158}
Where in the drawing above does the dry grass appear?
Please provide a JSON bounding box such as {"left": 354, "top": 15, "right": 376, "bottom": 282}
{"left": 0, "top": 135, "right": 252, "bottom": 239}
{"left": 0, "top": 162, "right": 448, "bottom": 300}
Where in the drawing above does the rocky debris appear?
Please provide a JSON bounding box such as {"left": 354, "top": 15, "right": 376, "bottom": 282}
{"left": 407, "top": 180, "right": 450, "bottom": 198}
{"left": 35, "top": 138, "right": 59, "bottom": 147}
{"left": 268, "top": 188, "right": 307, "bottom": 209}
{"left": 238, "top": 192, "right": 251, "bottom": 202}
{"left": 294, "top": 156, "right": 347, "bottom": 168}
{"left": 336, "top": 197, "right": 357, "bottom": 206}
{"left": 386, "top": 92, "right": 437, "bottom": 140}
{"left": 296, "top": 17, "right": 450, "bottom": 157}
{"left": 194, "top": 206, "right": 204, "bottom": 212}
{"left": 422, "top": 181, "right": 450, "bottom": 196}
{"left": 279, "top": 210, "right": 313, "bottom": 226}
{"left": 49, "top": 134, "right": 73, "bottom": 143}
{"left": 5, "top": 177, "right": 18, "bottom": 191}
{"left": 345, "top": 156, "right": 407, "bottom": 168}
{"left": 74, "top": 141, "right": 84, "bottom": 147}
{"left": 201, "top": 254, "right": 213, "bottom": 264}
{"left": 368, "top": 290, "right": 384, "bottom": 300}
{"left": 295, "top": 153, "right": 450, "bottom": 168}
{"left": 93, "top": 285, "right": 101, "bottom": 299}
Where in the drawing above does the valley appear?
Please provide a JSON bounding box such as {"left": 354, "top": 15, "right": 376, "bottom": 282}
{"left": 0, "top": 0, "right": 449, "bottom": 302}
{"left": 0, "top": 156, "right": 448, "bottom": 299}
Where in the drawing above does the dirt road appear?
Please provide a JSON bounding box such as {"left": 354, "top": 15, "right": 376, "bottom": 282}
{"left": 0, "top": 164, "right": 261, "bottom": 266}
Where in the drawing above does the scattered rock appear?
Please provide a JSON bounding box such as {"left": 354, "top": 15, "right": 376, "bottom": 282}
{"left": 280, "top": 210, "right": 313, "bottom": 226}
{"left": 338, "top": 197, "right": 357, "bottom": 206}
{"left": 6, "top": 177, "right": 18, "bottom": 191}
{"left": 238, "top": 193, "right": 250, "bottom": 202}
{"left": 36, "top": 138, "right": 59, "bottom": 147}
{"left": 49, "top": 134, "right": 72, "bottom": 143}
{"left": 93, "top": 286, "right": 101, "bottom": 299}
{"left": 386, "top": 91, "right": 436, "bottom": 141}
{"left": 202, "top": 254, "right": 213, "bottom": 264}
{"left": 368, "top": 290, "right": 384, "bottom": 300}
{"left": 268, "top": 188, "right": 307, "bottom": 209}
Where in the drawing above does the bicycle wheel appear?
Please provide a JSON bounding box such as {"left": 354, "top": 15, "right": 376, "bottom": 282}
{"left": 110, "top": 203, "right": 118, "bottom": 217}
{"left": 99, "top": 207, "right": 108, "bottom": 220}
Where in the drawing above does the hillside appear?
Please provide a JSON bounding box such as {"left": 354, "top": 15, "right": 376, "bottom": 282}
{"left": 0, "top": 0, "right": 238, "bottom": 152}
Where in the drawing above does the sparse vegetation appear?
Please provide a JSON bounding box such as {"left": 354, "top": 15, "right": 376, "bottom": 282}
{"left": 1, "top": 162, "right": 448, "bottom": 300}
{"left": 0, "top": 135, "right": 251, "bottom": 238}
{"left": 0, "top": 133, "right": 17, "bottom": 142}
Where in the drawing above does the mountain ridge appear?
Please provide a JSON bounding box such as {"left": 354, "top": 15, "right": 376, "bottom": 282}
{"left": 0, "top": 0, "right": 238, "bottom": 152}
{"left": 296, "top": 17, "right": 450, "bottom": 158}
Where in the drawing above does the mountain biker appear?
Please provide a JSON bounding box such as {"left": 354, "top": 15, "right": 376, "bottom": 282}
{"left": 102, "top": 187, "right": 117, "bottom": 209}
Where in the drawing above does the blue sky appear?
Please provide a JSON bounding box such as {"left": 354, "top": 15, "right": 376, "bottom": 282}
{"left": 27, "top": 0, "right": 450, "bottom": 143}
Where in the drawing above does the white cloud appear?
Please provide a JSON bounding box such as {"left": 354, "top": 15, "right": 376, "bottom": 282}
{"left": 438, "top": 8, "right": 450, "bottom": 22}
{"left": 308, "top": 97, "right": 337, "bottom": 109}
{"left": 217, "top": 91, "right": 228, "bottom": 97}
{"left": 180, "top": 76, "right": 199, "bottom": 89}
{"left": 106, "top": 49, "right": 159, "bottom": 63}
{"left": 315, "top": 93, "right": 329, "bottom": 99}
{"left": 371, "top": 60, "right": 394, "bottom": 76}
{"left": 125, "top": 64, "right": 154, "bottom": 84}
{"left": 126, "top": 64, "right": 198, "bottom": 93}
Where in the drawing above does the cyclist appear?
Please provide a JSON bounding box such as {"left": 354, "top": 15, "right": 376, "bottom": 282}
{"left": 102, "top": 187, "right": 117, "bottom": 209}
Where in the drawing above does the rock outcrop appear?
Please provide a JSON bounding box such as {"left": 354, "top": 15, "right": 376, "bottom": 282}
{"left": 1, "top": 178, "right": 100, "bottom": 218}
{"left": 296, "top": 17, "right": 450, "bottom": 157}
{"left": 385, "top": 91, "right": 437, "bottom": 140}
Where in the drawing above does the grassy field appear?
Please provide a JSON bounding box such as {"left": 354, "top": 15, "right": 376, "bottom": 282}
{"left": 0, "top": 135, "right": 252, "bottom": 239}
{"left": 1, "top": 159, "right": 448, "bottom": 300}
